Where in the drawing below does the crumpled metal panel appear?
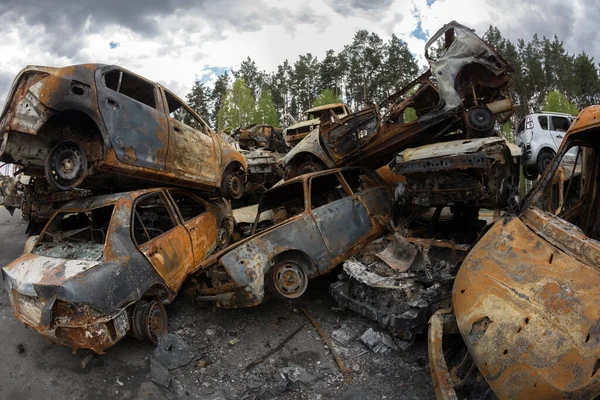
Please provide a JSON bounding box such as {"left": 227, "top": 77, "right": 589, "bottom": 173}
{"left": 453, "top": 214, "right": 600, "bottom": 399}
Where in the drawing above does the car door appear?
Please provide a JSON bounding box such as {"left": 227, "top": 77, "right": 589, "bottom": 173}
{"left": 309, "top": 171, "right": 373, "bottom": 264}
{"left": 549, "top": 115, "right": 572, "bottom": 149}
{"left": 96, "top": 67, "right": 169, "bottom": 170}
{"left": 162, "top": 90, "right": 219, "bottom": 184}
{"left": 166, "top": 190, "right": 218, "bottom": 268}
{"left": 132, "top": 192, "right": 194, "bottom": 291}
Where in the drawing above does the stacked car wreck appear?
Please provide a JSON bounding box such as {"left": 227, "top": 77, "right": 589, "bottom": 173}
{"left": 4, "top": 21, "right": 577, "bottom": 400}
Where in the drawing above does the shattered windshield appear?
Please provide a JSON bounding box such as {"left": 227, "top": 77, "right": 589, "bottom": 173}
{"left": 33, "top": 205, "right": 115, "bottom": 261}
{"left": 253, "top": 182, "right": 305, "bottom": 233}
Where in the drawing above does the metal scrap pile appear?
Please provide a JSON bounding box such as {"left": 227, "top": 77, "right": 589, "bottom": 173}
{"left": 5, "top": 18, "right": 594, "bottom": 400}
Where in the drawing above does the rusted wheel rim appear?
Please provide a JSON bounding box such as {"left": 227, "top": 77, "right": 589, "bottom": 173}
{"left": 272, "top": 262, "right": 307, "bottom": 299}
{"left": 297, "top": 161, "right": 321, "bottom": 175}
{"left": 217, "top": 227, "right": 229, "bottom": 249}
{"left": 143, "top": 301, "right": 167, "bottom": 344}
{"left": 227, "top": 173, "right": 244, "bottom": 199}
{"left": 45, "top": 141, "right": 87, "bottom": 191}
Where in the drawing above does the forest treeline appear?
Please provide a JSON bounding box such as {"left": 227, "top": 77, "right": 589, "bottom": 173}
{"left": 180, "top": 25, "right": 600, "bottom": 132}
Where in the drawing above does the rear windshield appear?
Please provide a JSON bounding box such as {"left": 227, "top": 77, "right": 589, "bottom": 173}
{"left": 34, "top": 205, "right": 115, "bottom": 261}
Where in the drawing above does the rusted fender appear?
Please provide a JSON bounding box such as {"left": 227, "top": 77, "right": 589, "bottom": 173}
{"left": 453, "top": 214, "right": 600, "bottom": 399}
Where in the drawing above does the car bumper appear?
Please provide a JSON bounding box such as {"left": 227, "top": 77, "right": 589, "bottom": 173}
{"left": 8, "top": 289, "right": 129, "bottom": 354}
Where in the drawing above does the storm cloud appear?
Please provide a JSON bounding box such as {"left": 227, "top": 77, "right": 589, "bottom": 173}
{"left": 0, "top": 0, "right": 598, "bottom": 111}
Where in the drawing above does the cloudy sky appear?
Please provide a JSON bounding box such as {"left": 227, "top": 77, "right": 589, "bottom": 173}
{"left": 0, "top": 0, "right": 598, "bottom": 109}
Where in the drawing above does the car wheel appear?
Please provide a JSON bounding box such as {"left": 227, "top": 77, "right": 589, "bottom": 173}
{"left": 296, "top": 160, "right": 323, "bottom": 176}
{"left": 217, "top": 226, "right": 231, "bottom": 249}
{"left": 221, "top": 170, "right": 244, "bottom": 200}
{"left": 267, "top": 260, "right": 308, "bottom": 300}
{"left": 45, "top": 141, "right": 88, "bottom": 191}
{"left": 523, "top": 165, "right": 539, "bottom": 181}
{"left": 466, "top": 106, "right": 495, "bottom": 137}
{"left": 536, "top": 151, "right": 555, "bottom": 176}
{"left": 131, "top": 300, "right": 168, "bottom": 344}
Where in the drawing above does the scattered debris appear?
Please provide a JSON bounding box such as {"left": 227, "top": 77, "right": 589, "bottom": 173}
{"left": 360, "top": 328, "right": 398, "bottom": 353}
{"left": 152, "top": 333, "right": 195, "bottom": 371}
{"left": 16, "top": 343, "right": 24, "bottom": 354}
{"left": 228, "top": 338, "right": 240, "bottom": 346}
{"left": 80, "top": 353, "right": 94, "bottom": 369}
{"left": 245, "top": 323, "right": 305, "bottom": 370}
{"left": 301, "top": 308, "right": 349, "bottom": 375}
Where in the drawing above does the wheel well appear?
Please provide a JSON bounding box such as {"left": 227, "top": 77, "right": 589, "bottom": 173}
{"left": 538, "top": 147, "right": 556, "bottom": 157}
{"left": 141, "top": 283, "right": 172, "bottom": 303}
{"left": 272, "top": 250, "right": 318, "bottom": 278}
{"left": 224, "top": 161, "right": 245, "bottom": 175}
{"left": 37, "top": 110, "right": 105, "bottom": 162}
{"left": 285, "top": 152, "right": 327, "bottom": 179}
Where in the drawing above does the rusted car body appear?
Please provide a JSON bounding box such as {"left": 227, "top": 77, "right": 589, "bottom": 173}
{"left": 232, "top": 124, "right": 289, "bottom": 153}
{"left": 2, "top": 188, "right": 233, "bottom": 353}
{"left": 186, "top": 167, "right": 392, "bottom": 308}
{"left": 330, "top": 137, "right": 520, "bottom": 340}
{"left": 429, "top": 105, "right": 600, "bottom": 399}
{"left": 284, "top": 103, "right": 351, "bottom": 148}
{"left": 391, "top": 136, "right": 521, "bottom": 209}
{"left": 0, "top": 64, "right": 248, "bottom": 199}
{"left": 282, "top": 21, "right": 514, "bottom": 179}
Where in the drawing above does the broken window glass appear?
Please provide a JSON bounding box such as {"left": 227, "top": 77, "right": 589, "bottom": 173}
{"left": 169, "top": 191, "right": 207, "bottom": 222}
{"left": 310, "top": 173, "right": 349, "bottom": 209}
{"left": 164, "top": 92, "right": 204, "bottom": 131}
{"left": 255, "top": 182, "right": 305, "bottom": 230}
{"left": 551, "top": 116, "right": 571, "bottom": 133}
{"left": 133, "top": 194, "right": 176, "bottom": 245}
{"left": 34, "top": 205, "right": 115, "bottom": 260}
{"left": 104, "top": 70, "right": 156, "bottom": 109}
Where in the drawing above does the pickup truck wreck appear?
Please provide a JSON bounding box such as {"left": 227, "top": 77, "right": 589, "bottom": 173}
{"left": 2, "top": 188, "right": 233, "bottom": 353}
{"left": 282, "top": 21, "right": 514, "bottom": 179}
{"left": 284, "top": 103, "right": 351, "bottom": 148}
{"left": 0, "top": 64, "right": 248, "bottom": 199}
{"left": 429, "top": 105, "right": 600, "bottom": 399}
{"left": 331, "top": 136, "right": 520, "bottom": 341}
{"left": 185, "top": 167, "right": 392, "bottom": 308}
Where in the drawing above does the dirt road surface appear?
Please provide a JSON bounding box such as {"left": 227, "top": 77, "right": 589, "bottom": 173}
{"left": 0, "top": 207, "right": 434, "bottom": 400}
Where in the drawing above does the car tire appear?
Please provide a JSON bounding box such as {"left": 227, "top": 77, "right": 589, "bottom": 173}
{"left": 130, "top": 300, "right": 168, "bottom": 344}
{"left": 536, "top": 151, "right": 555, "bottom": 176}
{"left": 523, "top": 165, "right": 539, "bottom": 181}
{"left": 267, "top": 259, "right": 308, "bottom": 300}
{"left": 45, "top": 141, "right": 88, "bottom": 191}
{"left": 221, "top": 170, "right": 244, "bottom": 200}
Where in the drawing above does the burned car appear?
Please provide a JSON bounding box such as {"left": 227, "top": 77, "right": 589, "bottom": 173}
{"left": 2, "top": 188, "right": 233, "bottom": 353}
{"left": 331, "top": 137, "right": 520, "bottom": 341}
{"left": 284, "top": 103, "right": 351, "bottom": 148}
{"left": 186, "top": 167, "right": 393, "bottom": 308}
{"left": 282, "top": 21, "right": 514, "bottom": 179}
{"left": 0, "top": 64, "right": 248, "bottom": 199}
{"left": 231, "top": 124, "right": 289, "bottom": 153}
{"left": 429, "top": 105, "right": 600, "bottom": 399}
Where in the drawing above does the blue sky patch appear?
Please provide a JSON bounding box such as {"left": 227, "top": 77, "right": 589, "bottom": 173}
{"left": 412, "top": 21, "right": 428, "bottom": 41}
{"left": 109, "top": 41, "right": 120, "bottom": 49}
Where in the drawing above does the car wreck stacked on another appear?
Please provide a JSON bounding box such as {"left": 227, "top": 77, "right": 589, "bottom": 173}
{"left": 282, "top": 21, "right": 515, "bottom": 179}
{"left": 0, "top": 64, "right": 248, "bottom": 199}
{"left": 429, "top": 106, "right": 600, "bottom": 399}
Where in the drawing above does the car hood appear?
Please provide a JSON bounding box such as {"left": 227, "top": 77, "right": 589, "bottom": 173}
{"left": 3, "top": 253, "right": 101, "bottom": 297}
{"left": 453, "top": 208, "right": 600, "bottom": 398}
{"left": 284, "top": 118, "right": 320, "bottom": 132}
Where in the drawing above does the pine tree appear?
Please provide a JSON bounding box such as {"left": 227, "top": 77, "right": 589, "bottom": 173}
{"left": 211, "top": 73, "right": 230, "bottom": 128}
